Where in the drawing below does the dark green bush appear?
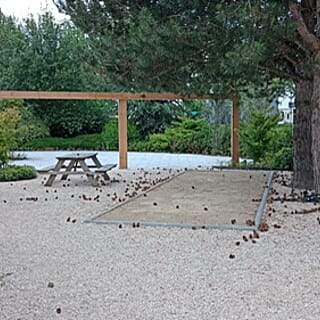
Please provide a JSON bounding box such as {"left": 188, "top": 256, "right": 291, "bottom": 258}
{"left": 268, "top": 124, "right": 293, "bottom": 153}
{"left": 241, "top": 111, "right": 280, "bottom": 163}
{"left": 165, "top": 118, "right": 214, "bottom": 154}
{"left": 101, "top": 120, "right": 140, "bottom": 150}
{"left": 265, "top": 124, "right": 293, "bottom": 170}
{"left": 132, "top": 118, "right": 216, "bottom": 154}
{"left": 267, "top": 147, "right": 293, "bottom": 170}
{"left": 241, "top": 111, "right": 293, "bottom": 170}
{"left": 22, "top": 134, "right": 104, "bottom": 150}
{"left": 132, "top": 133, "right": 170, "bottom": 152}
{"left": 0, "top": 165, "right": 37, "bottom": 181}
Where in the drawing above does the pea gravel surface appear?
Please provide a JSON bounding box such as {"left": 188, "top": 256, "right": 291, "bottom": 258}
{"left": 0, "top": 170, "right": 320, "bottom": 320}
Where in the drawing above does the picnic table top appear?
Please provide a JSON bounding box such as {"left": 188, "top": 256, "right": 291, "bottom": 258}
{"left": 56, "top": 152, "right": 98, "bottom": 160}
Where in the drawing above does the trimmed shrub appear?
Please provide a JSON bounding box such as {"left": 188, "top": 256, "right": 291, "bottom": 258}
{"left": 165, "top": 118, "right": 214, "bottom": 154}
{"left": 132, "top": 133, "right": 170, "bottom": 152}
{"left": 0, "top": 165, "right": 37, "bottom": 181}
{"left": 132, "top": 118, "right": 216, "bottom": 155}
{"left": 22, "top": 134, "right": 104, "bottom": 151}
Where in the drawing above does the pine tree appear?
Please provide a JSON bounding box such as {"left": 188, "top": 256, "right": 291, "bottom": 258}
{"left": 54, "top": 1, "right": 320, "bottom": 191}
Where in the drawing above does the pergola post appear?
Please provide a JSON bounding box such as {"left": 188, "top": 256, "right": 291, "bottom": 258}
{"left": 231, "top": 95, "right": 240, "bottom": 167}
{"left": 118, "top": 99, "right": 128, "bottom": 169}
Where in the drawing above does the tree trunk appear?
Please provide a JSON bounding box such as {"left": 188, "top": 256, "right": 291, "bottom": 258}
{"left": 311, "top": 53, "right": 320, "bottom": 193}
{"left": 293, "top": 77, "right": 314, "bottom": 190}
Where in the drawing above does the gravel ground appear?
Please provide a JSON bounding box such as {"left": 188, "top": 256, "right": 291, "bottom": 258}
{"left": 0, "top": 169, "right": 320, "bottom": 320}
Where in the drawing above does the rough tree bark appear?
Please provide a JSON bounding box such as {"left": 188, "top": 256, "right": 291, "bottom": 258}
{"left": 311, "top": 53, "right": 320, "bottom": 192}
{"left": 293, "top": 78, "right": 314, "bottom": 189}
{"left": 290, "top": 1, "right": 320, "bottom": 192}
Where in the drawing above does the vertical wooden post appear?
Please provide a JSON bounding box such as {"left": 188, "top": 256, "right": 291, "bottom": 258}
{"left": 231, "top": 95, "right": 240, "bottom": 167}
{"left": 118, "top": 99, "right": 128, "bottom": 169}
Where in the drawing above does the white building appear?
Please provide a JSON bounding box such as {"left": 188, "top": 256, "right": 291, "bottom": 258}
{"left": 277, "top": 95, "right": 295, "bottom": 124}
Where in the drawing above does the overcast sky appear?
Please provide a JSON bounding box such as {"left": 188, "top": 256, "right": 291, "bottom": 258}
{"left": 0, "top": 0, "right": 65, "bottom": 21}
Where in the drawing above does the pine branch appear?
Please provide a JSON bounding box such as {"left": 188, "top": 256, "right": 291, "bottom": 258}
{"left": 258, "top": 63, "right": 301, "bottom": 82}
{"left": 289, "top": 2, "right": 320, "bottom": 52}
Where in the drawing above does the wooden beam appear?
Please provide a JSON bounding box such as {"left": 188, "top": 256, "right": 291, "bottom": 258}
{"left": 118, "top": 100, "right": 128, "bottom": 169}
{"left": 231, "top": 95, "right": 240, "bottom": 167}
{"left": 0, "top": 91, "right": 210, "bottom": 101}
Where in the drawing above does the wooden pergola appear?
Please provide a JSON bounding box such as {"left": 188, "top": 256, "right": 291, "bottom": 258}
{"left": 0, "top": 91, "right": 240, "bottom": 169}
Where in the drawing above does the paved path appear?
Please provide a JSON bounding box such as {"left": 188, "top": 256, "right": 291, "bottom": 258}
{"left": 11, "top": 151, "right": 232, "bottom": 170}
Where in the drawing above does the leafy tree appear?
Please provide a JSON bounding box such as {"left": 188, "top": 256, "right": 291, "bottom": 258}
{"left": 0, "top": 12, "right": 26, "bottom": 89}
{"left": 11, "top": 13, "right": 111, "bottom": 137}
{"left": 54, "top": 1, "right": 320, "bottom": 191}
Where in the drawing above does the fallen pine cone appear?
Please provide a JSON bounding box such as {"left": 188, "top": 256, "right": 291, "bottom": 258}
{"left": 258, "top": 222, "right": 269, "bottom": 232}
{"left": 245, "top": 219, "right": 255, "bottom": 227}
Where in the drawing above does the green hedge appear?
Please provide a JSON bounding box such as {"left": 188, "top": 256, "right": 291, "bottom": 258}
{"left": 22, "top": 134, "right": 104, "bottom": 151}
{"left": 0, "top": 165, "right": 37, "bottom": 181}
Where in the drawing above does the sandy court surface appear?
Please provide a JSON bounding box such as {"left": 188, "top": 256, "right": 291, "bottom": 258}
{"left": 96, "top": 170, "right": 270, "bottom": 226}
{"left": 0, "top": 169, "right": 320, "bottom": 320}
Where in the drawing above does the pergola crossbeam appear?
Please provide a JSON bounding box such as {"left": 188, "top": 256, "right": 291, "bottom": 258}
{"left": 0, "top": 91, "right": 210, "bottom": 101}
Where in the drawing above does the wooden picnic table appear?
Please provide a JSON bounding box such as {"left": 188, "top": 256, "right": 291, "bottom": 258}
{"left": 44, "top": 152, "right": 116, "bottom": 187}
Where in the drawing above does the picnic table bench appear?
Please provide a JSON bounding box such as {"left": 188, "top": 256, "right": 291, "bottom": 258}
{"left": 42, "top": 152, "right": 116, "bottom": 187}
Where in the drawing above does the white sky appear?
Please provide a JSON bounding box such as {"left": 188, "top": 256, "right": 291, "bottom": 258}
{"left": 0, "top": 0, "right": 65, "bottom": 21}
